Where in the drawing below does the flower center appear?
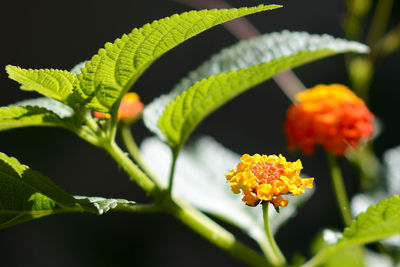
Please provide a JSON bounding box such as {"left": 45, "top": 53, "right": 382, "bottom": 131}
{"left": 251, "top": 162, "right": 284, "bottom": 184}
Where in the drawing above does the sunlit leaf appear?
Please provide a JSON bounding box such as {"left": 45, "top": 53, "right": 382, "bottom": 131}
{"left": 344, "top": 195, "right": 400, "bottom": 244}
{"left": 144, "top": 31, "right": 368, "bottom": 144}
{"left": 6, "top": 66, "right": 76, "bottom": 104}
{"left": 74, "top": 5, "right": 280, "bottom": 113}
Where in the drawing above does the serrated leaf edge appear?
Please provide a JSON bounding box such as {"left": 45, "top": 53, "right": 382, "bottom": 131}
{"left": 76, "top": 5, "right": 280, "bottom": 112}
{"left": 6, "top": 65, "right": 77, "bottom": 103}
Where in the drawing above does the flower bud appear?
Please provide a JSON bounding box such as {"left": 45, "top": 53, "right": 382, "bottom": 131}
{"left": 93, "top": 92, "right": 144, "bottom": 124}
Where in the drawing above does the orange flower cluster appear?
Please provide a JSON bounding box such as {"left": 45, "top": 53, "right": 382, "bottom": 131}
{"left": 93, "top": 92, "right": 144, "bottom": 124}
{"left": 284, "top": 84, "right": 374, "bottom": 156}
{"left": 225, "top": 154, "right": 313, "bottom": 211}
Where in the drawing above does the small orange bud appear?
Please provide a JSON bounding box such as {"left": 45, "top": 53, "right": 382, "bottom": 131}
{"left": 93, "top": 92, "right": 144, "bottom": 124}
{"left": 92, "top": 111, "right": 110, "bottom": 120}
{"left": 117, "top": 92, "right": 144, "bottom": 123}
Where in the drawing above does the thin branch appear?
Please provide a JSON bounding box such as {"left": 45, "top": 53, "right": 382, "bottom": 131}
{"left": 373, "top": 23, "right": 400, "bottom": 61}
{"left": 120, "top": 125, "right": 163, "bottom": 187}
{"left": 366, "top": 0, "right": 394, "bottom": 48}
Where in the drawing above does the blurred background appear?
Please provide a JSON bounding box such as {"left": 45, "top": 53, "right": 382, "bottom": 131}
{"left": 0, "top": 0, "right": 399, "bottom": 266}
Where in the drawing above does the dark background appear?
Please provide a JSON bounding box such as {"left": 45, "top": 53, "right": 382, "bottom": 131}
{"left": 0, "top": 0, "right": 399, "bottom": 266}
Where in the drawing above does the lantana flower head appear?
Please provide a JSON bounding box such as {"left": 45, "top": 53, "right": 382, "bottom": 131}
{"left": 225, "top": 154, "right": 314, "bottom": 211}
{"left": 93, "top": 92, "right": 144, "bottom": 124}
{"left": 284, "top": 84, "right": 374, "bottom": 156}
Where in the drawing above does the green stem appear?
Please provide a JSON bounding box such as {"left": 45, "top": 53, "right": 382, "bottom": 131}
{"left": 261, "top": 204, "right": 286, "bottom": 266}
{"left": 104, "top": 141, "right": 269, "bottom": 266}
{"left": 167, "top": 150, "right": 179, "bottom": 196}
{"left": 83, "top": 110, "right": 101, "bottom": 134}
{"left": 108, "top": 106, "right": 119, "bottom": 141}
{"left": 343, "top": 0, "right": 372, "bottom": 41}
{"left": 302, "top": 246, "right": 337, "bottom": 267}
{"left": 119, "top": 125, "right": 163, "bottom": 187}
{"left": 366, "top": 0, "right": 394, "bottom": 48}
{"left": 75, "top": 126, "right": 101, "bottom": 146}
{"left": 73, "top": 108, "right": 105, "bottom": 147}
{"left": 327, "top": 153, "right": 353, "bottom": 227}
{"left": 373, "top": 23, "right": 400, "bottom": 60}
{"left": 103, "top": 140, "right": 159, "bottom": 196}
{"left": 167, "top": 198, "right": 271, "bottom": 267}
{"left": 345, "top": 143, "right": 381, "bottom": 190}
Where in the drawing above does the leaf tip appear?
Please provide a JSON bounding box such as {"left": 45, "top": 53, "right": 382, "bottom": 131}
{"left": 255, "top": 4, "right": 283, "bottom": 11}
{"left": 268, "top": 4, "right": 283, "bottom": 9}
{"left": 5, "top": 65, "right": 20, "bottom": 75}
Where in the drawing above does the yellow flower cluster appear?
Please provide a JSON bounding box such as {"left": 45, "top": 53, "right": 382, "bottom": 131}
{"left": 225, "top": 154, "right": 314, "bottom": 210}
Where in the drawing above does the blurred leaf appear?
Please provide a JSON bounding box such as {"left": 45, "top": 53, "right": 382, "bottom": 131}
{"left": 69, "top": 60, "right": 89, "bottom": 75}
{"left": 0, "top": 152, "right": 135, "bottom": 229}
{"left": 144, "top": 31, "right": 369, "bottom": 143}
{"left": 310, "top": 229, "right": 365, "bottom": 267}
{"left": 140, "top": 136, "right": 313, "bottom": 245}
{"left": 364, "top": 249, "right": 393, "bottom": 267}
{"left": 383, "top": 145, "right": 400, "bottom": 196}
{"left": 343, "top": 195, "right": 400, "bottom": 244}
{"left": 351, "top": 193, "right": 385, "bottom": 217}
{"left": 6, "top": 66, "right": 76, "bottom": 104}
{"left": 350, "top": 145, "right": 400, "bottom": 249}
{"left": 310, "top": 196, "right": 400, "bottom": 266}
{"left": 74, "top": 5, "right": 280, "bottom": 113}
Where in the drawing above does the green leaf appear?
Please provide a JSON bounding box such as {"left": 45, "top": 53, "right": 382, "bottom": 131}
{"left": 0, "top": 152, "right": 135, "bottom": 229}
{"left": 321, "top": 247, "right": 365, "bottom": 267}
{"left": 74, "top": 196, "right": 136, "bottom": 215}
{"left": 140, "top": 136, "right": 313, "bottom": 246}
{"left": 310, "top": 230, "right": 365, "bottom": 267}
{"left": 70, "top": 60, "right": 89, "bottom": 75}
{"left": 0, "top": 105, "right": 78, "bottom": 131}
{"left": 307, "top": 196, "right": 400, "bottom": 266}
{"left": 6, "top": 66, "right": 77, "bottom": 104}
{"left": 144, "top": 31, "right": 368, "bottom": 148}
{"left": 342, "top": 195, "right": 400, "bottom": 246}
{"left": 0, "top": 152, "right": 81, "bottom": 229}
{"left": 74, "top": 5, "right": 280, "bottom": 113}
{"left": 13, "top": 97, "right": 75, "bottom": 119}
